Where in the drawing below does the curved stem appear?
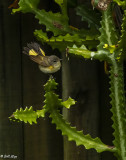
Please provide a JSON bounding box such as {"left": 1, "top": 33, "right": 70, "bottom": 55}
{"left": 49, "top": 110, "right": 116, "bottom": 153}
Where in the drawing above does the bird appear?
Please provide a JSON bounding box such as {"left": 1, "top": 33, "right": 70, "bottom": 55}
{"left": 23, "top": 42, "right": 61, "bottom": 74}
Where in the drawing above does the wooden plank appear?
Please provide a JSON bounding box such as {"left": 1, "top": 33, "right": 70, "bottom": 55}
{"left": 0, "top": 0, "right": 23, "bottom": 159}
{"left": 62, "top": 54, "right": 100, "bottom": 160}
{"left": 62, "top": 1, "right": 100, "bottom": 158}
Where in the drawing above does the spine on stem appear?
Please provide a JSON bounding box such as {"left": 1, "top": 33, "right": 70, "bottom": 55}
{"left": 109, "top": 61, "right": 126, "bottom": 160}
{"left": 97, "top": 4, "right": 118, "bottom": 53}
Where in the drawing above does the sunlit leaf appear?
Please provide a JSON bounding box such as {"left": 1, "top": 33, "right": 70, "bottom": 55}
{"left": 62, "top": 97, "right": 76, "bottom": 109}
{"left": 12, "top": 106, "right": 38, "bottom": 125}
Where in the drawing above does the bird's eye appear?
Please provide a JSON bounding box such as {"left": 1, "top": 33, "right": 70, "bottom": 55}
{"left": 53, "top": 59, "right": 57, "bottom": 63}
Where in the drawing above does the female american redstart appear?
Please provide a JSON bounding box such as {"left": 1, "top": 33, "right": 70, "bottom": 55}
{"left": 23, "top": 42, "right": 61, "bottom": 73}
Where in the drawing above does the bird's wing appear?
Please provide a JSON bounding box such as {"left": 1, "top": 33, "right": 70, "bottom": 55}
{"left": 30, "top": 55, "right": 50, "bottom": 67}
{"left": 23, "top": 42, "right": 50, "bottom": 67}
{"left": 23, "top": 42, "right": 46, "bottom": 56}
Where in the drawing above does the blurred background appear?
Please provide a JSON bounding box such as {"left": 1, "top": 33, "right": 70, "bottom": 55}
{"left": 0, "top": 0, "right": 116, "bottom": 160}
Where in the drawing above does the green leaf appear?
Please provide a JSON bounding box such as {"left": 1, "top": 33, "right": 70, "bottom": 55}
{"left": 44, "top": 77, "right": 58, "bottom": 92}
{"left": 76, "top": 5, "right": 101, "bottom": 29}
{"left": 80, "top": 27, "right": 99, "bottom": 40}
{"left": 54, "top": 0, "right": 68, "bottom": 16}
{"left": 12, "top": 0, "right": 71, "bottom": 36}
{"left": 55, "top": 0, "right": 63, "bottom": 6}
{"left": 113, "top": 0, "right": 126, "bottom": 7}
{"left": 62, "top": 97, "right": 76, "bottom": 109}
{"left": 49, "top": 110, "right": 116, "bottom": 153}
{"left": 35, "top": 10, "right": 69, "bottom": 36}
{"left": 34, "top": 29, "right": 83, "bottom": 51}
{"left": 34, "top": 29, "right": 84, "bottom": 42}
{"left": 68, "top": 44, "right": 93, "bottom": 59}
{"left": 34, "top": 29, "right": 99, "bottom": 51}
{"left": 12, "top": 106, "right": 38, "bottom": 124}
{"left": 12, "top": 0, "right": 40, "bottom": 13}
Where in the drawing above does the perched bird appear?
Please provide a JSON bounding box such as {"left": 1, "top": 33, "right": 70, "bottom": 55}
{"left": 23, "top": 42, "right": 61, "bottom": 74}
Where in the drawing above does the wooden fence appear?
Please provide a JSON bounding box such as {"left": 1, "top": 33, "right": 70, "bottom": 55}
{"left": 0, "top": 0, "right": 116, "bottom": 160}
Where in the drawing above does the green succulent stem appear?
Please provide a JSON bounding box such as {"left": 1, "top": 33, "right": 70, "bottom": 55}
{"left": 97, "top": 4, "right": 126, "bottom": 159}
{"left": 62, "top": 0, "right": 67, "bottom": 15}
{"left": 49, "top": 109, "right": 116, "bottom": 153}
{"left": 97, "top": 5, "right": 118, "bottom": 51}
{"left": 109, "top": 60, "right": 126, "bottom": 160}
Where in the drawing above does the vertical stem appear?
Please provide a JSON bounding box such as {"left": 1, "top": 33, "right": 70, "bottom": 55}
{"left": 109, "top": 60, "right": 126, "bottom": 160}
{"left": 97, "top": 5, "right": 118, "bottom": 51}
{"left": 97, "top": 3, "right": 126, "bottom": 158}
{"left": 62, "top": 0, "right": 67, "bottom": 15}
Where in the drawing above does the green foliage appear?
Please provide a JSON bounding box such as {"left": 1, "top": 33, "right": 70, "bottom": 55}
{"left": 10, "top": 106, "right": 38, "bottom": 124}
{"left": 34, "top": 10, "right": 69, "bottom": 36}
{"left": 10, "top": 0, "right": 126, "bottom": 159}
{"left": 97, "top": 5, "right": 118, "bottom": 52}
{"left": 34, "top": 29, "right": 99, "bottom": 51}
{"left": 9, "top": 78, "right": 75, "bottom": 122}
{"left": 44, "top": 77, "right": 58, "bottom": 91}
{"left": 34, "top": 29, "right": 84, "bottom": 51}
{"left": 96, "top": 4, "right": 126, "bottom": 160}
{"left": 10, "top": 77, "right": 115, "bottom": 153}
{"left": 61, "top": 97, "right": 76, "bottom": 109}
{"left": 113, "top": 0, "right": 126, "bottom": 8}
{"left": 68, "top": 44, "right": 93, "bottom": 59}
{"left": 49, "top": 110, "right": 115, "bottom": 153}
{"left": 68, "top": 5, "right": 121, "bottom": 62}
{"left": 12, "top": 0, "right": 71, "bottom": 36}
{"left": 12, "top": 0, "right": 99, "bottom": 47}
{"left": 76, "top": 5, "right": 101, "bottom": 29}
{"left": 12, "top": 0, "right": 40, "bottom": 13}
{"left": 55, "top": 0, "right": 63, "bottom": 6}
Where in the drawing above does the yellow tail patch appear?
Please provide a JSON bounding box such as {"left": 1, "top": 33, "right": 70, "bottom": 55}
{"left": 29, "top": 49, "right": 38, "bottom": 56}
{"left": 40, "top": 48, "right": 45, "bottom": 56}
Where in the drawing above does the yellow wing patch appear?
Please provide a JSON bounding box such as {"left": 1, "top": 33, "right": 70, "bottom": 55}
{"left": 39, "top": 48, "right": 45, "bottom": 56}
{"left": 29, "top": 49, "right": 38, "bottom": 56}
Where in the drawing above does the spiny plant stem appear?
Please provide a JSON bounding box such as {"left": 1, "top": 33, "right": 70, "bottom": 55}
{"left": 109, "top": 59, "right": 126, "bottom": 160}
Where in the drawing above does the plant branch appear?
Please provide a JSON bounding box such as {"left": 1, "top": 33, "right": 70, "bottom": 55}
{"left": 109, "top": 61, "right": 126, "bottom": 160}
